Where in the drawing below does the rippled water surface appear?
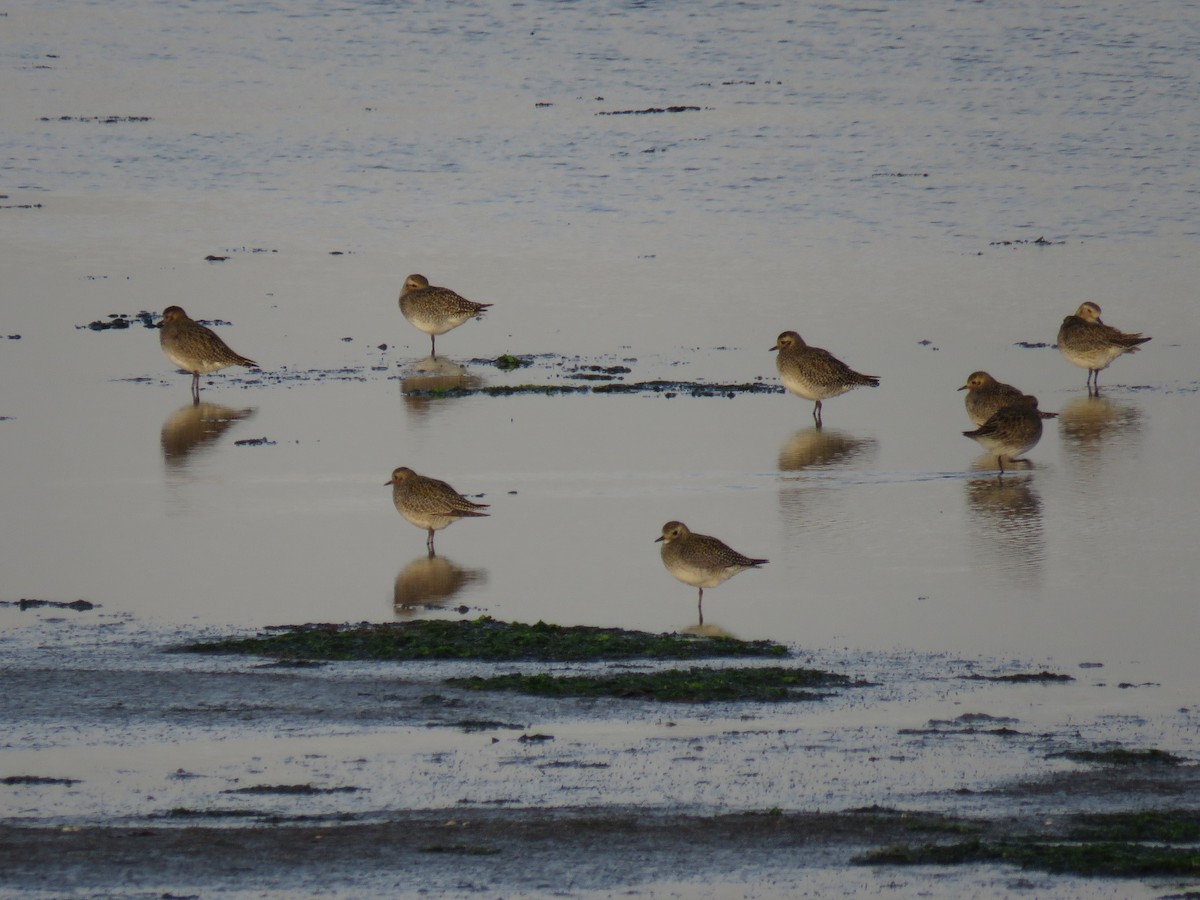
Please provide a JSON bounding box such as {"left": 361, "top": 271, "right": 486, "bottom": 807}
{"left": 3, "top": 0, "right": 1199, "bottom": 692}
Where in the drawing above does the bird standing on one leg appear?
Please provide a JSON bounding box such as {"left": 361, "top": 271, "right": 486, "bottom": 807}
{"left": 771, "top": 330, "right": 879, "bottom": 426}
{"left": 962, "top": 395, "right": 1044, "bottom": 478}
{"left": 656, "top": 521, "right": 767, "bottom": 625}
{"left": 159, "top": 306, "right": 259, "bottom": 405}
{"left": 398, "top": 274, "right": 493, "bottom": 360}
{"left": 387, "top": 466, "right": 489, "bottom": 556}
{"left": 1056, "top": 301, "right": 1150, "bottom": 392}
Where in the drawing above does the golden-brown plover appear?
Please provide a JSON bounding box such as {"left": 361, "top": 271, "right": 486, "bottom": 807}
{"left": 959, "top": 371, "right": 1058, "bottom": 426}
{"left": 159, "top": 306, "right": 259, "bottom": 404}
{"left": 962, "top": 395, "right": 1044, "bottom": 476}
{"left": 1057, "top": 301, "right": 1150, "bottom": 390}
{"left": 399, "top": 274, "right": 492, "bottom": 359}
{"left": 771, "top": 330, "right": 879, "bottom": 426}
{"left": 387, "top": 466, "right": 489, "bottom": 555}
{"left": 656, "top": 521, "right": 767, "bottom": 624}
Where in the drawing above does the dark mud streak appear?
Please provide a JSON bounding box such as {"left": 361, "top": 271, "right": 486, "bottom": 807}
{"left": 0, "top": 808, "right": 1031, "bottom": 890}
{"left": 596, "top": 106, "right": 703, "bottom": 115}
{"left": 402, "top": 380, "right": 784, "bottom": 399}
{"left": 961, "top": 671, "right": 1073, "bottom": 683}
{"left": 39, "top": 115, "right": 153, "bottom": 123}
{"left": 1051, "top": 748, "right": 1185, "bottom": 766}
{"left": 448, "top": 665, "right": 855, "bottom": 703}
{"left": 858, "top": 838, "right": 1200, "bottom": 878}
{"left": 1, "top": 599, "right": 95, "bottom": 611}
{"left": 988, "top": 236, "right": 1067, "bottom": 247}
{"left": 1, "top": 776, "right": 80, "bottom": 786}
{"left": 221, "top": 784, "right": 362, "bottom": 796}
{"left": 6, "top": 804, "right": 1199, "bottom": 891}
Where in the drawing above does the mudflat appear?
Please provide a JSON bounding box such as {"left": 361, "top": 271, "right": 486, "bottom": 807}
{"left": 2, "top": 615, "right": 1198, "bottom": 898}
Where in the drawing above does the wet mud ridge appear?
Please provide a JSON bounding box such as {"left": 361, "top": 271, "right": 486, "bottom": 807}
{"left": 3, "top": 761, "right": 1199, "bottom": 895}
{"left": 7, "top": 803, "right": 1198, "bottom": 896}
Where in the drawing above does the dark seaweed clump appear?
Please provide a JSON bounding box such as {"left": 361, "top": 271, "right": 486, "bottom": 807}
{"left": 989, "top": 236, "right": 1065, "bottom": 247}
{"left": 400, "top": 380, "right": 783, "bottom": 399}
{"left": 961, "top": 670, "right": 1073, "bottom": 683}
{"left": 1, "top": 598, "right": 95, "bottom": 611}
{"left": 1, "top": 775, "right": 81, "bottom": 786}
{"left": 40, "top": 115, "right": 153, "bottom": 124}
{"left": 597, "top": 106, "right": 701, "bottom": 116}
{"left": 78, "top": 311, "right": 158, "bottom": 331}
{"left": 180, "top": 617, "right": 790, "bottom": 663}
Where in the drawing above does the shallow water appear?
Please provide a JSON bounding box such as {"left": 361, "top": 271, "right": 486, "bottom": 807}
{"left": 3, "top": 1, "right": 1199, "bottom": 695}
{"left": 3, "top": 7, "right": 1200, "bottom": 898}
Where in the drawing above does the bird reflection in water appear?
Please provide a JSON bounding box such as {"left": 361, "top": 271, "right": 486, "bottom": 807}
{"left": 160, "top": 401, "right": 256, "bottom": 467}
{"left": 777, "top": 428, "right": 877, "bottom": 533}
{"left": 964, "top": 475, "right": 1045, "bottom": 587}
{"left": 1058, "top": 393, "right": 1144, "bottom": 463}
{"left": 400, "top": 357, "right": 483, "bottom": 417}
{"left": 777, "top": 427, "right": 877, "bottom": 472}
{"left": 393, "top": 555, "right": 487, "bottom": 618}
{"left": 966, "top": 450, "right": 1035, "bottom": 477}
{"left": 678, "top": 622, "right": 738, "bottom": 639}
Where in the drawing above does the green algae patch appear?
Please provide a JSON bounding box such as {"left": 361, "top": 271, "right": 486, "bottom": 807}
{"left": 448, "top": 665, "right": 851, "bottom": 703}
{"left": 857, "top": 809, "right": 1200, "bottom": 879}
{"left": 493, "top": 353, "right": 531, "bottom": 371}
{"left": 1069, "top": 810, "right": 1200, "bottom": 843}
{"left": 179, "top": 617, "right": 789, "bottom": 663}
{"left": 857, "top": 839, "right": 1200, "bottom": 878}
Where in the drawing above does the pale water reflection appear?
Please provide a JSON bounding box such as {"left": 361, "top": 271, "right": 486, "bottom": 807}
{"left": 776, "top": 427, "right": 878, "bottom": 472}
{"left": 160, "top": 402, "right": 256, "bottom": 467}
{"left": 964, "top": 475, "right": 1045, "bottom": 589}
{"left": 775, "top": 429, "right": 882, "bottom": 553}
{"left": 679, "top": 622, "right": 737, "bottom": 640}
{"left": 393, "top": 554, "right": 487, "bottom": 617}
{"left": 1057, "top": 393, "right": 1146, "bottom": 463}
